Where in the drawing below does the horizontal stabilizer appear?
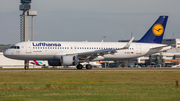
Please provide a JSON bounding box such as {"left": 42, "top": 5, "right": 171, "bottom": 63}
{"left": 150, "top": 44, "right": 173, "bottom": 50}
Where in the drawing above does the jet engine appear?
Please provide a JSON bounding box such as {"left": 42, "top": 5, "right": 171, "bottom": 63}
{"left": 60, "top": 56, "right": 79, "bottom": 66}
{"left": 48, "top": 56, "right": 79, "bottom": 66}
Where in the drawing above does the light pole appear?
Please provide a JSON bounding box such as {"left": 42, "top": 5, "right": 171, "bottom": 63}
{"left": 32, "top": 16, "right": 33, "bottom": 41}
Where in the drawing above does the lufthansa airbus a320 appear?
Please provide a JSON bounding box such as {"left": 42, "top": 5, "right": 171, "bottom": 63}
{"left": 4, "top": 16, "right": 171, "bottom": 70}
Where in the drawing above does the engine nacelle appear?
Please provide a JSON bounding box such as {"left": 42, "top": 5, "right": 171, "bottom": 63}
{"left": 60, "top": 56, "right": 79, "bottom": 66}
{"left": 48, "top": 56, "right": 79, "bottom": 66}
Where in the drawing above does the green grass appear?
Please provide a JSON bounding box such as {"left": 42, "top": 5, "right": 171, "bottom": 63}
{"left": 0, "top": 71, "right": 180, "bottom": 101}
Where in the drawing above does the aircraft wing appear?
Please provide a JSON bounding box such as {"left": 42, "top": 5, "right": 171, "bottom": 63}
{"left": 67, "top": 37, "right": 134, "bottom": 60}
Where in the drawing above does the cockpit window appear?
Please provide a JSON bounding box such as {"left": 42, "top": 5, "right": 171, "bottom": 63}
{"left": 10, "top": 45, "right": 20, "bottom": 49}
{"left": 10, "top": 45, "right": 15, "bottom": 48}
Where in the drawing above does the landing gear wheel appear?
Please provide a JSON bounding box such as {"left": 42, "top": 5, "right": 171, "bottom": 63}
{"left": 86, "top": 64, "right": 92, "bottom": 69}
{"left": 24, "top": 60, "right": 29, "bottom": 70}
{"left": 24, "top": 66, "right": 29, "bottom": 70}
{"left": 77, "top": 64, "right": 83, "bottom": 69}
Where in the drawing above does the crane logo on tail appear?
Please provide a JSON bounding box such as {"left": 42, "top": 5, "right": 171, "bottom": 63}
{"left": 152, "top": 24, "right": 164, "bottom": 36}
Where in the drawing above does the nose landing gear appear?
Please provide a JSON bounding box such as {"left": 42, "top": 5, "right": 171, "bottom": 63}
{"left": 24, "top": 60, "right": 29, "bottom": 70}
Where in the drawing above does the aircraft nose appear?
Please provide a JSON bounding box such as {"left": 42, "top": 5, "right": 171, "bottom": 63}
{"left": 3, "top": 49, "right": 12, "bottom": 58}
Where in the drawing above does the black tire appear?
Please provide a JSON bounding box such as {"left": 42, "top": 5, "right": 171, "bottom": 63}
{"left": 77, "top": 64, "right": 83, "bottom": 69}
{"left": 24, "top": 60, "right": 29, "bottom": 70}
{"left": 86, "top": 64, "right": 92, "bottom": 69}
{"left": 24, "top": 66, "right": 29, "bottom": 70}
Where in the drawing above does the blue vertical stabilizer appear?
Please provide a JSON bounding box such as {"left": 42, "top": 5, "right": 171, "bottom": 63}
{"left": 137, "top": 16, "right": 168, "bottom": 44}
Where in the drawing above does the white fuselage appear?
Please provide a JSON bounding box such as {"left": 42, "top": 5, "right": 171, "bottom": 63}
{"left": 3, "top": 41, "right": 171, "bottom": 61}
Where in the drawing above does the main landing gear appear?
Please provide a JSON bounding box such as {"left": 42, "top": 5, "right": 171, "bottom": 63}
{"left": 77, "top": 64, "right": 83, "bottom": 69}
{"left": 77, "top": 64, "right": 92, "bottom": 70}
{"left": 86, "top": 64, "right": 92, "bottom": 69}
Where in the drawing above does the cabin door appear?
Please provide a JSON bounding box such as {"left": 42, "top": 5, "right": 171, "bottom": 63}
{"left": 26, "top": 43, "right": 31, "bottom": 53}
{"left": 136, "top": 44, "right": 141, "bottom": 54}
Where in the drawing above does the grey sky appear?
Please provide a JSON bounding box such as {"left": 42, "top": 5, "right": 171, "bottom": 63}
{"left": 0, "top": 0, "right": 180, "bottom": 44}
